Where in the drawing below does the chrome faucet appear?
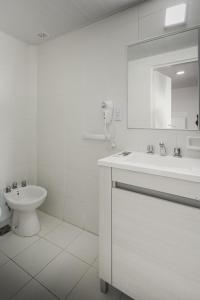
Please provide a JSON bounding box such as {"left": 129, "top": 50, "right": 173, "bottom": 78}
{"left": 21, "top": 180, "right": 27, "bottom": 187}
{"left": 173, "top": 147, "right": 182, "bottom": 158}
{"left": 146, "top": 145, "right": 154, "bottom": 154}
{"left": 5, "top": 186, "right": 11, "bottom": 193}
{"left": 12, "top": 182, "right": 18, "bottom": 189}
{"left": 159, "top": 141, "right": 167, "bottom": 156}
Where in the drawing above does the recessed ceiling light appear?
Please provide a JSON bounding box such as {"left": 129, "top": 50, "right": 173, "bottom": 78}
{"left": 165, "top": 3, "right": 187, "bottom": 27}
{"left": 37, "top": 32, "right": 49, "bottom": 39}
{"left": 176, "top": 70, "right": 185, "bottom": 75}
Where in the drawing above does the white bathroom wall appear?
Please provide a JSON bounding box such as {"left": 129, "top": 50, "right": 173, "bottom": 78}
{"left": 37, "top": 0, "right": 200, "bottom": 234}
{"left": 0, "top": 30, "right": 37, "bottom": 192}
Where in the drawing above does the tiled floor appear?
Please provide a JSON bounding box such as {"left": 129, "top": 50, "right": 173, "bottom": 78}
{"left": 0, "top": 210, "right": 132, "bottom": 300}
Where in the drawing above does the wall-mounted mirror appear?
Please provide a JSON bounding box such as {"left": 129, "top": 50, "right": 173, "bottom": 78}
{"left": 127, "top": 28, "right": 200, "bottom": 130}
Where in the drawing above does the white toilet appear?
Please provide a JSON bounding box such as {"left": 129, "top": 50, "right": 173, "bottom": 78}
{"left": 4, "top": 185, "right": 47, "bottom": 237}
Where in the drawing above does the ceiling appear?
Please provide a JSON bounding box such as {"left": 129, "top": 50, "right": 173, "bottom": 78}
{"left": 156, "top": 61, "right": 199, "bottom": 90}
{"left": 0, "top": 0, "right": 145, "bottom": 44}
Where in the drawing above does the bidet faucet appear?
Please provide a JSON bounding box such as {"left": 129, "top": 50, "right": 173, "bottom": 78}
{"left": 159, "top": 142, "right": 167, "bottom": 156}
{"left": 12, "top": 182, "right": 18, "bottom": 189}
{"left": 5, "top": 186, "right": 11, "bottom": 193}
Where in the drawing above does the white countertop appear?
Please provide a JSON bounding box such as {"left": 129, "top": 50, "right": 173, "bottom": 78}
{"left": 98, "top": 151, "right": 200, "bottom": 183}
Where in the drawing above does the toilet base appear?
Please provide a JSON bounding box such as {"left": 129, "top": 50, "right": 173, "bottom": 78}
{"left": 12, "top": 210, "right": 40, "bottom": 237}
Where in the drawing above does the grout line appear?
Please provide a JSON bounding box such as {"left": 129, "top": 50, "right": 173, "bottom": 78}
{"left": 0, "top": 252, "right": 10, "bottom": 269}
{"left": 10, "top": 258, "right": 35, "bottom": 278}
{"left": 9, "top": 252, "right": 62, "bottom": 299}
{"left": 9, "top": 276, "right": 33, "bottom": 300}
{"left": 41, "top": 226, "right": 84, "bottom": 250}
{"left": 37, "top": 220, "right": 63, "bottom": 238}
{"left": 39, "top": 210, "right": 98, "bottom": 237}
{"left": 12, "top": 236, "right": 42, "bottom": 259}
{"left": 11, "top": 242, "right": 63, "bottom": 278}
{"left": 33, "top": 246, "right": 90, "bottom": 300}
{"left": 2, "top": 234, "right": 63, "bottom": 299}
{"left": 3, "top": 241, "right": 93, "bottom": 300}
{"left": 39, "top": 236, "right": 64, "bottom": 250}
{"left": 58, "top": 217, "right": 98, "bottom": 237}
{"left": 64, "top": 248, "right": 97, "bottom": 267}
{"left": 1, "top": 212, "right": 99, "bottom": 300}
{"left": 62, "top": 231, "right": 83, "bottom": 248}
{"left": 33, "top": 247, "right": 64, "bottom": 278}
{"left": 34, "top": 277, "right": 60, "bottom": 299}
{"left": 0, "top": 235, "right": 41, "bottom": 261}
{"left": 64, "top": 264, "right": 92, "bottom": 300}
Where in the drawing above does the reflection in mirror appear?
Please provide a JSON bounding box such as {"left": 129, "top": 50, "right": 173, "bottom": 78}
{"left": 152, "top": 61, "right": 199, "bottom": 130}
{"left": 128, "top": 29, "right": 199, "bottom": 130}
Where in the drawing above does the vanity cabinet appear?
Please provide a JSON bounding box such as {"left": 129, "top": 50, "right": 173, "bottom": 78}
{"left": 99, "top": 165, "right": 200, "bottom": 300}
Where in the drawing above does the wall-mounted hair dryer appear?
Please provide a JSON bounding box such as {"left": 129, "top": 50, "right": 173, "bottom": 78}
{"left": 101, "top": 101, "right": 114, "bottom": 126}
{"left": 82, "top": 100, "right": 116, "bottom": 148}
{"left": 101, "top": 100, "right": 116, "bottom": 148}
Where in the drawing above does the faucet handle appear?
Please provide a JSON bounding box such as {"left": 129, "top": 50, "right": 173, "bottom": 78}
{"left": 173, "top": 147, "right": 182, "bottom": 158}
{"left": 12, "top": 182, "right": 18, "bottom": 189}
{"left": 147, "top": 145, "right": 154, "bottom": 154}
{"left": 21, "top": 180, "right": 27, "bottom": 187}
{"left": 5, "top": 186, "right": 12, "bottom": 193}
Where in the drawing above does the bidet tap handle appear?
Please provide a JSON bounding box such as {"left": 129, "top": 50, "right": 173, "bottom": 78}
{"left": 12, "top": 182, "right": 18, "bottom": 189}
{"left": 5, "top": 186, "right": 11, "bottom": 193}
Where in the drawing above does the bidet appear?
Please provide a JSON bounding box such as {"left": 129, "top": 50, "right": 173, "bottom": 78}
{"left": 4, "top": 185, "right": 47, "bottom": 237}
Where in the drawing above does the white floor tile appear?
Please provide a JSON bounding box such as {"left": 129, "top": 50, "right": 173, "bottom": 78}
{"left": 93, "top": 257, "right": 99, "bottom": 270}
{"left": 0, "top": 233, "right": 39, "bottom": 258}
{"left": 67, "top": 267, "right": 121, "bottom": 300}
{"left": 0, "top": 261, "right": 31, "bottom": 300}
{"left": 67, "top": 231, "right": 98, "bottom": 264}
{"left": 45, "top": 222, "right": 82, "bottom": 248}
{"left": 36, "top": 251, "right": 89, "bottom": 299}
{"left": 120, "top": 293, "right": 134, "bottom": 300}
{"left": 0, "top": 250, "right": 9, "bottom": 267}
{"left": 14, "top": 238, "right": 61, "bottom": 276}
{"left": 0, "top": 231, "right": 12, "bottom": 242}
{"left": 12, "top": 279, "right": 57, "bottom": 300}
{"left": 38, "top": 210, "right": 62, "bottom": 237}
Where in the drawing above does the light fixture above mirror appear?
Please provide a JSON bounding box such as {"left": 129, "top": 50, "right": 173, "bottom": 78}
{"left": 165, "top": 3, "right": 187, "bottom": 28}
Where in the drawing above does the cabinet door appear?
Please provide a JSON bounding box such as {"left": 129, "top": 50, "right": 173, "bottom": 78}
{"left": 112, "top": 188, "right": 200, "bottom": 300}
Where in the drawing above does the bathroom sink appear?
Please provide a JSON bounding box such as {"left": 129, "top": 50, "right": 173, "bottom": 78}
{"left": 4, "top": 185, "right": 47, "bottom": 211}
{"left": 126, "top": 152, "right": 198, "bottom": 170}
{"left": 98, "top": 152, "right": 200, "bottom": 182}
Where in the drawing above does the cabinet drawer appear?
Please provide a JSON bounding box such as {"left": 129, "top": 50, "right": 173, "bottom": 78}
{"left": 112, "top": 187, "right": 200, "bottom": 300}
{"left": 112, "top": 168, "right": 200, "bottom": 200}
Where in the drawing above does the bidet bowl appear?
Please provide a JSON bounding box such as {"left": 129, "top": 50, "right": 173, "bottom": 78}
{"left": 4, "top": 185, "right": 47, "bottom": 237}
{"left": 4, "top": 185, "right": 47, "bottom": 211}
